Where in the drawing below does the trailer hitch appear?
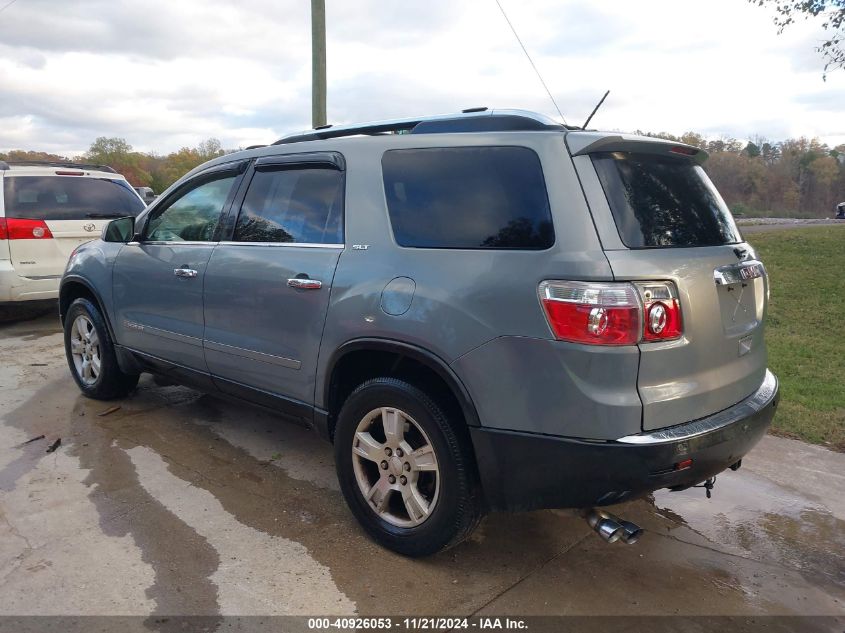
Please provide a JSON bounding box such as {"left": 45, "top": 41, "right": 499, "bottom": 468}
{"left": 693, "top": 476, "right": 717, "bottom": 499}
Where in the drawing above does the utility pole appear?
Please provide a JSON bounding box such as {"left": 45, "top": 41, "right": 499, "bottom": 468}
{"left": 311, "top": 0, "right": 327, "bottom": 129}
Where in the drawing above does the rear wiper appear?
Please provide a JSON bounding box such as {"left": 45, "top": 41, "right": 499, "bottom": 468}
{"left": 85, "top": 213, "right": 124, "bottom": 219}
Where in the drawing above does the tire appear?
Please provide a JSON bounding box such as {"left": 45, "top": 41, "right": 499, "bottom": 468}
{"left": 64, "top": 297, "right": 139, "bottom": 399}
{"left": 334, "top": 377, "right": 482, "bottom": 557}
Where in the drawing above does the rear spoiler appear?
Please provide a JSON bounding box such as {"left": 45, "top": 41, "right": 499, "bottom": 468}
{"left": 566, "top": 132, "right": 708, "bottom": 164}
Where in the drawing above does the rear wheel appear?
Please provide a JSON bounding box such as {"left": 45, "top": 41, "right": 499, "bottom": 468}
{"left": 64, "top": 298, "right": 139, "bottom": 399}
{"left": 334, "top": 378, "right": 482, "bottom": 557}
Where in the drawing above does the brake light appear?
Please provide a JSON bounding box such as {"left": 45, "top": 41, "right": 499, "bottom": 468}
{"left": 634, "top": 281, "right": 683, "bottom": 341}
{"left": 669, "top": 146, "right": 698, "bottom": 156}
{"left": 0, "top": 218, "right": 54, "bottom": 240}
{"left": 538, "top": 281, "right": 641, "bottom": 345}
{"left": 538, "top": 280, "right": 683, "bottom": 345}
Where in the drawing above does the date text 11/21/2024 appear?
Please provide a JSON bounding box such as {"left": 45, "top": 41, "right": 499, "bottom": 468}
{"left": 306, "top": 617, "right": 528, "bottom": 630}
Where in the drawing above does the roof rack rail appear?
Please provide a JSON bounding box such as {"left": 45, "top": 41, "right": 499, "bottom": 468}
{"left": 272, "top": 109, "right": 571, "bottom": 145}
{"left": 3, "top": 160, "right": 117, "bottom": 173}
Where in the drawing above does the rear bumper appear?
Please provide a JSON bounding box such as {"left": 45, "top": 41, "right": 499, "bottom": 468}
{"left": 470, "top": 370, "right": 779, "bottom": 511}
{"left": 0, "top": 263, "right": 60, "bottom": 302}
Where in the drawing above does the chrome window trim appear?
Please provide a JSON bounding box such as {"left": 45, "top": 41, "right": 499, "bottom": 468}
{"left": 616, "top": 370, "right": 777, "bottom": 445}
{"left": 203, "top": 340, "right": 301, "bottom": 370}
{"left": 137, "top": 241, "right": 217, "bottom": 246}
{"left": 217, "top": 241, "right": 344, "bottom": 249}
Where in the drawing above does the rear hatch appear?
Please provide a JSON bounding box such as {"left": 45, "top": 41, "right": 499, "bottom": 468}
{"left": 568, "top": 133, "right": 768, "bottom": 430}
{"left": 2, "top": 172, "right": 144, "bottom": 278}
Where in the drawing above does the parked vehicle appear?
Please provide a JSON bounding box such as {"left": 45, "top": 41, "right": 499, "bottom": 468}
{"left": 1, "top": 161, "right": 145, "bottom": 306}
{"left": 59, "top": 109, "right": 779, "bottom": 556}
{"left": 134, "top": 186, "right": 157, "bottom": 205}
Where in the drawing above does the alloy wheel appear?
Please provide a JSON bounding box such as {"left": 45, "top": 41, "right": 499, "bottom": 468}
{"left": 351, "top": 407, "right": 440, "bottom": 527}
{"left": 69, "top": 315, "right": 101, "bottom": 386}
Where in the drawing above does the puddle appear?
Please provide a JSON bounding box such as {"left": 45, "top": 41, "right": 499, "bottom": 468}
{"left": 654, "top": 471, "right": 845, "bottom": 588}
{"left": 0, "top": 437, "right": 51, "bottom": 492}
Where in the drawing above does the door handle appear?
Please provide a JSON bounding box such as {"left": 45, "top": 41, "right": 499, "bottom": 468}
{"left": 287, "top": 278, "right": 322, "bottom": 290}
{"left": 174, "top": 267, "right": 198, "bottom": 278}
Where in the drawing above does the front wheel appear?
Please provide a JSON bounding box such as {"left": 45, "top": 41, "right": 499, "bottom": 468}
{"left": 334, "top": 378, "right": 482, "bottom": 557}
{"left": 64, "top": 297, "right": 139, "bottom": 399}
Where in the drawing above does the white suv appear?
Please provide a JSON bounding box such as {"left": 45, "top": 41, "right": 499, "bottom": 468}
{"left": 0, "top": 161, "right": 145, "bottom": 305}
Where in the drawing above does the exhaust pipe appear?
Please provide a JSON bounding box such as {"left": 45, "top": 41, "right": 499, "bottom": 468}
{"left": 584, "top": 510, "right": 622, "bottom": 543}
{"left": 584, "top": 510, "right": 643, "bottom": 545}
{"left": 616, "top": 520, "right": 643, "bottom": 545}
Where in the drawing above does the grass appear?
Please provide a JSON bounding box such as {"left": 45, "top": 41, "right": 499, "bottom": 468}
{"left": 746, "top": 225, "right": 845, "bottom": 450}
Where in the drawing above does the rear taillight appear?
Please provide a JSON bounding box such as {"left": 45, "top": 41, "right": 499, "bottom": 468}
{"left": 0, "top": 218, "right": 54, "bottom": 240}
{"left": 538, "top": 280, "right": 683, "bottom": 345}
{"left": 634, "top": 281, "right": 683, "bottom": 341}
{"left": 539, "top": 281, "right": 642, "bottom": 345}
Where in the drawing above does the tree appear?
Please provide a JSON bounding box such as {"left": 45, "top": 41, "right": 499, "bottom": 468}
{"left": 85, "top": 137, "right": 151, "bottom": 186}
{"left": 0, "top": 149, "right": 70, "bottom": 163}
{"left": 149, "top": 138, "right": 226, "bottom": 191}
{"left": 751, "top": 1, "right": 845, "bottom": 77}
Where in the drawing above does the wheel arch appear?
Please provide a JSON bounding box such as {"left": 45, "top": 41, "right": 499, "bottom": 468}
{"left": 59, "top": 276, "right": 113, "bottom": 334}
{"left": 60, "top": 276, "right": 142, "bottom": 376}
{"left": 322, "top": 338, "right": 481, "bottom": 442}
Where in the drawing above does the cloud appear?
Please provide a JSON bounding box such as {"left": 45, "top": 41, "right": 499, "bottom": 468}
{"left": 0, "top": 0, "right": 843, "bottom": 155}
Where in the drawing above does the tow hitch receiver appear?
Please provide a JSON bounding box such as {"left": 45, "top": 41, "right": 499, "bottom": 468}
{"left": 694, "top": 476, "right": 717, "bottom": 499}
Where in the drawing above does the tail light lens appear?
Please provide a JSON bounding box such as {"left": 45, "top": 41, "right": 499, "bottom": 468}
{"left": 538, "top": 280, "right": 642, "bottom": 345}
{"left": 539, "top": 280, "right": 683, "bottom": 345}
{"left": 0, "top": 218, "right": 54, "bottom": 240}
{"left": 634, "top": 281, "right": 682, "bottom": 341}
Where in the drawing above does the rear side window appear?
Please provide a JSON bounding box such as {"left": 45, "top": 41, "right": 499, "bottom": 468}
{"left": 3, "top": 176, "right": 144, "bottom": 220}
{"left": 591, "top": 152, "right": 741, "bottom": 248}
{"left": 382, "top": 147, "right": 554, "bottom": 249}
{"left": 234, "top": 167, "right": 343, "bottom": 244}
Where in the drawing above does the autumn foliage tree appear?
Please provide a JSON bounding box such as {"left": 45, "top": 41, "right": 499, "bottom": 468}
{"left": 637, "top": 130, "right": 845, "bottom": 217}
{"left": 85, "top": 137, "right": 151, "bottom": 185}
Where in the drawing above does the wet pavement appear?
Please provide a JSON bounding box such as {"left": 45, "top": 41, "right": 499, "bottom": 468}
{"left": 0, "top": 314, "right": 843, "bottom": 623}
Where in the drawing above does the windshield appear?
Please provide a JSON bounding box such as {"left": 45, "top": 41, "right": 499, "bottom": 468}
{"left": 3, "top": 176, "right": 145, "bottom": 220}
{"left": 591, "top": 152, "right": 741, "bottom": 248}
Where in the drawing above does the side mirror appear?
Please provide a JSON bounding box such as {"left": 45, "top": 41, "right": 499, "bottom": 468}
{"left": 102, "top": 216, "right": 135, "bottom": 243}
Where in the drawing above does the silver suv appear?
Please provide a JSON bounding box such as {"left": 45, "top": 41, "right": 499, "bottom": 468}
{"left": 59, "top": 109, "right": 779, "bottom": 556}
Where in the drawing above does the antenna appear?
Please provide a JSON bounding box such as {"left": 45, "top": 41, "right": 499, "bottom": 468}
{"left": 493, "top": 0, "right": 567, "bottom": 126}
{"left": 582, "top": 90, "right": 610, "bottom": 130}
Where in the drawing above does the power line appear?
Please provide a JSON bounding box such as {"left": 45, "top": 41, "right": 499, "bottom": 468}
{"left": 0, "top": 0, "right": 19, "bottom": 15}
{"left": 493, "top": 0, "right": 567, "bottom": 126}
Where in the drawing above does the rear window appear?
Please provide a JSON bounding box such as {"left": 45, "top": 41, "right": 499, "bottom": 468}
{"left": 382, "top": 146, "right": 554, "bottom": 249}
{"left": 591, "top": 152, "right": 741, "bottom": 248}
{"left": 3, "top": 176, "right": 145, "bottom": 221}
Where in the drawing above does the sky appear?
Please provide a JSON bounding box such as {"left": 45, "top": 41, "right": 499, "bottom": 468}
{"left": 1, "top": 0, "right": 843, "bottom": 156}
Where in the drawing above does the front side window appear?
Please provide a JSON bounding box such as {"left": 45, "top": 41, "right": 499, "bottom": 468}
{"left": 3, "top": 176, "right": 145, "bottom": 220}
{"left": 233, "top": 167, "right": 344, "bottom": 244}
{"left": 382, "top": 146, "right": 554, "bottom": 249}
{"left": 591, "top": 152, "right": 741, "bottom": 248}
{"left": 145, "top": 175, "right": 236, "bottom": 242}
